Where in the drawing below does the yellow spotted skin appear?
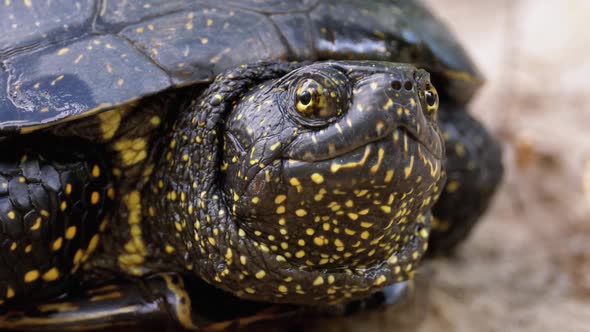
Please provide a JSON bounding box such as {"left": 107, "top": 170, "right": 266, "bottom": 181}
{"left": 145, "top": 61, "right": 445, "bottom": 308}
{"left": 0, "top": 137, "right": 115, "bottom": 305}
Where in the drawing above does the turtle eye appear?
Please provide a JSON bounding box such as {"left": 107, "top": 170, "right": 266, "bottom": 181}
{"left": 294, "top": 78, "right": 339, "bottom": 120}
{"left": 425, "top": 91, "right": 437, "bottom": 107}
{"left": 422, "top": 83, "right": 439, "bottom": 116}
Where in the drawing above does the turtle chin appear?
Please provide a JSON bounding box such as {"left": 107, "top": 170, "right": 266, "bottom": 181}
{"left": 225, "top": 127, "right": 444, "bottom": 305}
{"left": 266, "top": 126, "right": 442, "bottom": 267}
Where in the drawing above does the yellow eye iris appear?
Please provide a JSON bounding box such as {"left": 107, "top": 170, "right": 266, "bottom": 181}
{"left": 423, "top": 83, "right": 439, "bottom": 116}
{"left": 295, "top": 79, "right": 326, "bottom": 117}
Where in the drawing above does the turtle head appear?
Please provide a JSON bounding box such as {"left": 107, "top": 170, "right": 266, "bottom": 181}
{"left": 152, "top": 61, "right": 444, "bottom": 306}
{"left": 220, "top": 62, "right": 444, "bottom": 303}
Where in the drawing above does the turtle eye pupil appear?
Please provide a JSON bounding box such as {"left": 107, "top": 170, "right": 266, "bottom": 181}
{"left": 425, "top": 91, "right": 437, "bottom": 107}
{"left": 299, "top": 91, "right": 312, "bottom": 105}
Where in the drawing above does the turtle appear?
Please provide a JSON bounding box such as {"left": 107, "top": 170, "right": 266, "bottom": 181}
{"left": 0, "top": 0, "right": 503, "bottom": 330}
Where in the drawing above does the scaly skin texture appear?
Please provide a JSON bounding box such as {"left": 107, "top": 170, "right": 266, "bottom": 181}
{"left": 144, "top": 61, "right": 445, "bottom": 305}
{"left": 0, "top": 137, "right": 114, "bottom": 304}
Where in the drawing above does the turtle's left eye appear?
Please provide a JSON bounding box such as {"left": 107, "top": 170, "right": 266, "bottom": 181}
{"left": 294, "top": 78, "right": 340, "bottom": 120}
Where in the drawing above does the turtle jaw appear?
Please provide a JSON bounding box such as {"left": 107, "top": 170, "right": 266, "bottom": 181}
{"left": 221, "top": 125, "right": 443, "bottom": 305}
{"left": 282, "top": 126, "right": 442, "bottom": 271}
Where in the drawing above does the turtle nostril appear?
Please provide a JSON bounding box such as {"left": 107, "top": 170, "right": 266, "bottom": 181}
{"left": 391, "top": 80, "right": 402, "bottom": 90}
{"left": 403, "top": 81, "right": 414, "bottom": 91}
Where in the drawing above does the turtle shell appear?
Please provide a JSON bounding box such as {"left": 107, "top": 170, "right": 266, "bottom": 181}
{"left": 0, "top": 0, "right": 481, "bottom": 133}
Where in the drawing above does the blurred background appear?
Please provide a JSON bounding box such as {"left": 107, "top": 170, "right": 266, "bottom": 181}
{"left": 291, "top": 1, "right": 590, "bottom": 331}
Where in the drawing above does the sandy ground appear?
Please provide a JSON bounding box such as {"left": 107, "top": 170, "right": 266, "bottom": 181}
{"left": 279, "top": 1, "right": 590, "bottom": 331}
{"left": 420, "top": 1, "right": 590, "bottom": 331}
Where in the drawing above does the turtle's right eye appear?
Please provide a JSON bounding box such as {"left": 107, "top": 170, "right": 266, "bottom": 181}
{"left": 294, "top": 78, "right": 332, "bottom": 118}
{"left": 286, "top": 66, "right": 351, "bottom": 127}
{"left": 297, "top": 90, "right": 312, "bottom": 106}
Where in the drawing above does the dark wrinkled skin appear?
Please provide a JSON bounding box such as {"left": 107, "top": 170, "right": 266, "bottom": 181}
{"left": 0, "top": 0, "right": 503, "bottom": 330}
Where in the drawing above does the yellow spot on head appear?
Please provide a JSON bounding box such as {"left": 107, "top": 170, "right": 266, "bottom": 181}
{"left": 86, "top": 234, "right": 100, "bottom": 256}
{"left": 91, "top": 191, "right": 101, "bottom": 205}
{"left": 73, "top": 249, "right": 85, "bottom": 266}
{"left": 274, "top": 195, "right": 287, "bottom": 204}
{"left": 255, "top": 270, "right": 266, "bottom": 279}
{"left": 7, "top": 211, "right": 16, "bottom": 220}
{"left": 373, "top": 275, "right": 387, "bottom": 286}
{"left": 313, "top": 237, "right": 325, "bottom": 246}
{"left": 347, "top": 212, "right": 358, "bottom": 220}
{"left": 313, "top": 276, "right": 324, "bottom": 286}
{"left": 52, "top": 237, "right": 63, "bottom": 251}
{"left": 165, "top": 245, "right": 175, "bottom": 254}
{"left": 311, "top": 173, "right": 324, "bottom": 184}
{"left": 380, "top": 206, "right": 392, "bottom": 213}
{"left": 57, "top": 47, "right": 70, "bottom": 55}
{"left": 65, "top": 226, "right": 77, "bottom": 240}
{"left": 30, "top": 217, "right": 42, "bottom": 231}
{"left": 24, "top": 270, "right": 40, "bottom": 283}
{"left": 42, "top": 268, "right": 60, "bottom": 282}
{"left": 295, "top": 209, "right": 307, "bottom": 217}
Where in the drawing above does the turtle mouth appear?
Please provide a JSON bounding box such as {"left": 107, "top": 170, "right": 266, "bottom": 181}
{"left": 287, "top": 125, "right": 442, "bottom": 164}
{"left": 284, "top": 111, "right": 443, "bottom": 164}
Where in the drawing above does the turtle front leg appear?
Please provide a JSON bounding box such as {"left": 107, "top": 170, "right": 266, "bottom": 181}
{"left": 0, "top": 273, "right": 297, "bottom": 331}
{"left": 428, "top": 104, "right": 504, "bottom": 255}
{"left": 0, "top": 136, "right": 115, "bottom": 305}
